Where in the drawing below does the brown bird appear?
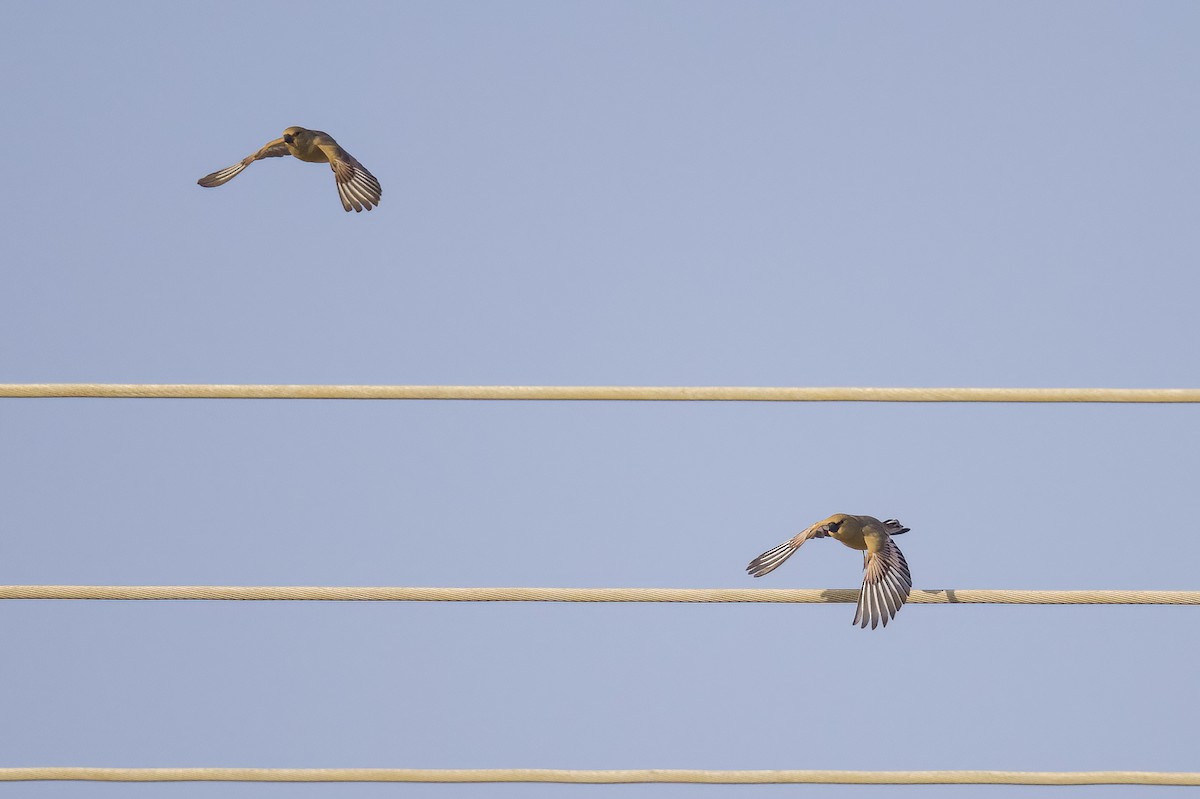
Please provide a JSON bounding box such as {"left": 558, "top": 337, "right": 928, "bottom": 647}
{"left": 747, "top": 514, "right": 912, "bottom": 629}
{"left": 197, "top": 126, "right": 382, "bottom": 212}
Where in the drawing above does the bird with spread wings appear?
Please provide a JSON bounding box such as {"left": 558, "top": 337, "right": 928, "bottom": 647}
{"left": 198, "top": 126, "right": 381, "bottom": 212}
{"left": 747, "top": 514, "right": 912, "bottom": 629}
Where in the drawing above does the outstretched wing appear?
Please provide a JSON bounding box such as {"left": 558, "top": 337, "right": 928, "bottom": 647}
{"left": 853, "top": 537, "right": 912, "bottom": 629}
{"left": 746, "top": 520, "right": 835, "bottom": 578}
{"left": 197, "top": 138, "right": 290, "bottom": 188}
{"left": 323, "top": 144, "right": 382, "bottom": 212}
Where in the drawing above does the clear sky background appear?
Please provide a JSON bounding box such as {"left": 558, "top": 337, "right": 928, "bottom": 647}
{"left": 2, "top": 2, "right": 1199, "bottom": 797}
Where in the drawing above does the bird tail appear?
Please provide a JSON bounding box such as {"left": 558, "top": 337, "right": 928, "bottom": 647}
{"left": 197, "top": 162, "right": 249, "bottom": 188}
{"left": 746, "top": 537, "right": 803, "bottom": 578}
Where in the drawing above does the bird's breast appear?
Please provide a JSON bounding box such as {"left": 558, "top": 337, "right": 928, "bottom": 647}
{"left": 286, "top": 143, "right": 330, "bottom": 164}
{"left": 831, "top": 530, "right": 868, "bottom": 550}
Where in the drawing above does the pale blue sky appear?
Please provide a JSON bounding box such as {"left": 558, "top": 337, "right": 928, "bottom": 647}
{"left": 2, "top": 2, "right": 1199, "bottom": 797}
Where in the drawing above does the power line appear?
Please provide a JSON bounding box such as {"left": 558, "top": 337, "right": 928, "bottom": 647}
{"left": 3, "top": 585, "right": 1197, "bottom": 604}
{"left": 1, "top": 768, "right": 1196, "bottom": 785}
{"left": 3, "top": 384, "right": 1200, "bottom": 402}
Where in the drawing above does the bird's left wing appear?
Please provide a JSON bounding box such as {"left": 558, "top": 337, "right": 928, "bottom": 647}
{"left": 197, "top": 138, "right": 289, "bottom": 188}
{"left": 746, "top": 520, "right": 836, "bottom": 578}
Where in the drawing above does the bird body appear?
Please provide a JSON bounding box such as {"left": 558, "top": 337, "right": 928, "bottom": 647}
{"left": 747, "top": 513, "right": 912, "bottom": 629}
{"left": 197, "top": 126, "right": 382, "bottom": 212}
{"left": 283, "top": 128, "right": 334, "bottom": 163}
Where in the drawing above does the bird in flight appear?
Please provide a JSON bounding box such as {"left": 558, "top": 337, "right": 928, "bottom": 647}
{"left": 198, "top": 126, "right": 381, "bottom": 212}
{"left": 747, "top": 514, "right": 912, "bottom": 629}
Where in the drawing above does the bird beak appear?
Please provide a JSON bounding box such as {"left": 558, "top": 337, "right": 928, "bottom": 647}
{"left": 898, "top": 527, "right": 910, "bottom": 535}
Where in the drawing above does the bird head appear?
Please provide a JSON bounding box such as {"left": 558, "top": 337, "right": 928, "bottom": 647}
{"left": 815, "top": 517, "right": 844, "bottom": 537}
{"left": 883, "top": 518, "right": 910, "bottom": 535}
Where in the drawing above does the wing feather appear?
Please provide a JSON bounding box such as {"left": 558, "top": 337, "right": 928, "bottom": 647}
{"left": 197, "top": 138, "right": 289, "bottom": 188}
{"left": 326, "top": 145, "right": 382, "bottom": 212}
{"left": 853, "top": 537, "right": 912, "bottom": 629}
{"left": 746, "top": 521, "right": 834, "bottom": 578}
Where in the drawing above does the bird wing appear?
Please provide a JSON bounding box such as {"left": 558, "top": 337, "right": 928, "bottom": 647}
{"left": 197, "top": 138, "right": 289, "bottom": 188}
{"left": 321, "top": 144, "right": 383, "bottom": 212}
{"left": 746, "top": 520, "right": 835, "bottom": 578}
{"left": 853, "top": 536, "right": 912, "bottom": 629}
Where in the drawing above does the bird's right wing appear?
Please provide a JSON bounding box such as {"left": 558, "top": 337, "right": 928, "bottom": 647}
{"left": 197, "top": 138, "right": 289, "bottom": 188}
{"left": 746, "top": 521, "right": 834, "bottom": 578}
{"left": 325, "top": 146, "right": 382, "bottom": 212}
{"left": 854, "top": 537, "right": 912, "bottom": 629}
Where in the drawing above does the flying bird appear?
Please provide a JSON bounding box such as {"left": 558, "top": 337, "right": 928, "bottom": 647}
{"left": 747, "top": 514, "right": 912, "bottom": 629}
{"left": 197, "top": 126, "right": 381, "bottom": 212}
